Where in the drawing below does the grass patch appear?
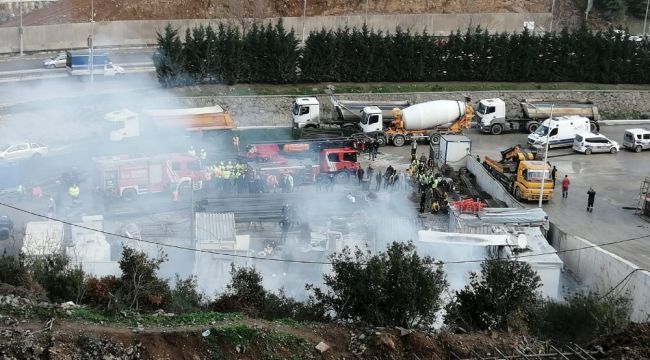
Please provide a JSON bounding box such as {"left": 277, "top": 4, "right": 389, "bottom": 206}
{"left": 271, "top": 317, "right": 314, "bottom": 327}
{"left": 207, "top": 325, "right": 311, "bottom": 359}
{"left": 69, "top": 308, "right": 243, "bottom": 327}
{"left": 173, "top": 82, "right": 650, "bottom": 97}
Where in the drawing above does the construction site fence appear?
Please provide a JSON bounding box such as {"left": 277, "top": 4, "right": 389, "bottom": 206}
{"left": 465, "top": 156, "right": 523, "bottom": 209}
{"left": 547, "top": 222, "right": 650, "bottom": 322}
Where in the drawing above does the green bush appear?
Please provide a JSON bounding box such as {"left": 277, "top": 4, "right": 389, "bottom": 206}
{"left": 0, "top": 254, "right": 27, "bottom": 287}
{"left": 308, "top": 241, "right": 448, "bottom": 328}
{"left": 531, "top": 292, "right": 630, "bottom": 344}
{"left": 113, "top": 247, "right": 171, "bottom": 312}
{"left": 166, "top": 275, "right": 205, "bottom": 313}
{"left": 444, "top": 258, "right": 541, "bottom": 331}
{"left": 28, "top": 254, "right": 85, "bottom": 303}
{"left": 211, "top": 265, "right": 325, "bottom": 322}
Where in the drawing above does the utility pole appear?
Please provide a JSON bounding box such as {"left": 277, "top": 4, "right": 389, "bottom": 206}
{"left": 549, "top": 0, "right": 556, "bottom": 33}
{"left": 19, "top": 0, "right": 23, "bottom": 56}
{"left": 538, "top": 105, "right": 554, "bottom": 208}
{"left": 643, "top": 0, "right": 650, "bottom": 40}
{"left": 365, "top": 0, "right": 369, "bottom": 26}
{"left": 301, "top": 0, "right": 307, "bottom": 43}
{"left": 90, "top": 0, "right": 94, "bottom": 84}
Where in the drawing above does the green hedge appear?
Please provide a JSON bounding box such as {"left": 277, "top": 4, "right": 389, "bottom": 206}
{"left": 154, "top": 22, "right": 650, "bottom": 87}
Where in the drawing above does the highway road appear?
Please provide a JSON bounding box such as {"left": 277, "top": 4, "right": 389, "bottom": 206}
{"left": 0, "top": 48, "right": 154, "bottom": 72}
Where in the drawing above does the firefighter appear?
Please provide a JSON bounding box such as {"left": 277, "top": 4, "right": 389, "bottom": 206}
{"left": 68, "top": 183, "right": 80, "bottom": 204}
{"left": 188, "top": 146, "right": 196, "bottom": 157}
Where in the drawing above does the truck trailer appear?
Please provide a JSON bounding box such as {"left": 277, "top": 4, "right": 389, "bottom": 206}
{"left": 105, "top": 106, "right": 235, "bottom": 141}
{"left": 358, "top": 99, "right": 474, "bottom": 146}
{"left": 476, "top": 98, "right": 600, "bottom": 135}
{"left": 291, "top": 96, "right": 410, "bottom": 130}
{"left": 66, "top": 50, "right": 125, "bottom": 76}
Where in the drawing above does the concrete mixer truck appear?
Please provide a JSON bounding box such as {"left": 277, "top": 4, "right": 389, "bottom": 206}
{"left": 358, "top": 99, "right": 474, "bottom": 146}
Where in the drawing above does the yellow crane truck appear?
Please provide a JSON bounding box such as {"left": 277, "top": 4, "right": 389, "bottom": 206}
{"left": 482, "top": 145, "right": 554, "bottom": 202}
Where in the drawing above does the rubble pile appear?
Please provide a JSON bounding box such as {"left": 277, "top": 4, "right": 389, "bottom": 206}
{"left": 74, "top": 334, "right": 143, "bottom": 360}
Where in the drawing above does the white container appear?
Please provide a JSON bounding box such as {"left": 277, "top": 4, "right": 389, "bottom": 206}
{"left": 402, "top": 100, "right": 466, "bottom": 130}
{"left": 438, "top": 134, "right": 472, "bottom": 168}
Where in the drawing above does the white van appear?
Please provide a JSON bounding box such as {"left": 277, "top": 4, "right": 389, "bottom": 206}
{"left": 623, "top": 128, "right": 650, "bottom": 152}
{"left": 527, "top": 116, "right": 591, "bottom": 149}
{"left": 573, "top": 132, "right": 619, "bottom": 155}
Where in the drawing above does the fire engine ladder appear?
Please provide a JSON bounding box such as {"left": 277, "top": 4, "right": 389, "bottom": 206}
{"left": 637, "top": 177, "right": 650, "bottom": 216}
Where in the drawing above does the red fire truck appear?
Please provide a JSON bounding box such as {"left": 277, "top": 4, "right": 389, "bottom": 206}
{"left": 245, "top": 138, "right": 362, "bottom": 183}
{"left": 93, "top": 153, "right": 210, "bottom": 201}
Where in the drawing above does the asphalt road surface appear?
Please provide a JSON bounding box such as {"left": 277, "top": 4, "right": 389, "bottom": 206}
{"left": 379, "top": 126, "right": 650, "bottom": 270}
{"left": 0, "top": 48, "right": 154, "bottom": 72}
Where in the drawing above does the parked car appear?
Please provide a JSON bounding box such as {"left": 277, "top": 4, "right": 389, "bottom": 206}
{"left": 0, "top": 142, "right": 48, "bottom": 161}
{"left": 573, "top": 132, "right": 620, "bottom": 155}
{"left": 43, "top": 52, "right": 67, "bottom": 69}
{"left": 623, "top": 128, "right": 650, "bottom": 153}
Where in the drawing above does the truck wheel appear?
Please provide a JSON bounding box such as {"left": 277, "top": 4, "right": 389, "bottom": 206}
{"left": 343, "top": 124, "right": 357, "bottom": 132}
{"left": 585, "top": 148, "right": 592, "bottom": 155}
{"left": 527, "top": 122, "right": 540, "bottom": 133}
{"left": 376, "top": 134, "right": 387, "bottom": 146}
{"left": 430, "top": 134, "right": 440, "bottom": 145}
{"left": 514, "top": 188, "right": 523, "bottom": 201}
{"left": 392, "top": 135, "right": 406, "bottom": 147}
{"left": 305, "top": 124, "right": 317, "bottom": 129}
{"left": 122, "top": 188, "right": 137, "bottom": 202}
{"left": 490, "top": 124, "right": 503, "bottom": 135}
{"left": 590, "top": 122, "right": 600, "bottom": 132}
{"left": 635, "top": 145, "right": 643, "bottom": 153}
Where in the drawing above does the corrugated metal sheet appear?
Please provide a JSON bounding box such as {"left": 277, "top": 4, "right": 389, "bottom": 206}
{"left": 195, "top": 212, "right": 236, "bottom": 244}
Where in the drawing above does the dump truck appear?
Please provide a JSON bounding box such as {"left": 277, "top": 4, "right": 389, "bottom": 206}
{"left": 476, "top": 98, "right": 600, "bottom": 135}
{"left": 245, "top": 138, "right": 362, "bottom": 183}
{"left": 105, "top": 106, "right": 235, "bottom": 141}
{"left": 482, "top": 145, "right": 554, "bottom": 202}
{"left": 291, "top": 96, "right": 410, "bottom": 129}
{"left": 358, "top": 99, "right": 474, "bottom": 146}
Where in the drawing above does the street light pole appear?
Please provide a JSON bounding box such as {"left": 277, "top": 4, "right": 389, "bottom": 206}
{"left": 538, "top": 105, "right": 554, "bottom": 208}
{"left": 19, "top": 0, "right": 23, "bottom": 56}
{"left": 643, "top": 0, "right": 650, "bottom": 40}
{"left": 301, "top": 0, "right": 307, "bottom": 42}
{"left": 365, "top": 0, "right": 369, "bottom": 26}
{"left": 90, "top": 0, "right": 94, "bottom": 84}
{"left": 549, "top": 0, "right": 556, "bottom": 32}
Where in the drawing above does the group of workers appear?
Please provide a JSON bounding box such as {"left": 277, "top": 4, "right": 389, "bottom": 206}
{"left": 204, "top": 161, "right": 296, "bottom": 194}
{"left": 409, "top": 154, "right": 450, "bottom": 214}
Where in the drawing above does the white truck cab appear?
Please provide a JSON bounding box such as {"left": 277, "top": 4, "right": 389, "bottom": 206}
{"left": 476, "top": 98, "right": 507, "bottom": 134}
{"left": 105, "top": 109, "right": 140, "bottom": 141}
{"left": 527, "top": 116, "right": 591, "bottom": 149}
{"left": 104, "top": 62, "right": 125, "bottom": 76}
{"left": 292, "top": 97, "right": 320, "bottom": 128}
{"left": 359, "top": 106, "right": 383, "bottom": 134}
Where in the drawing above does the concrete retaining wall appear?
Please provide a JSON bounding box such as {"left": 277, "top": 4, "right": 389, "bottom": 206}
{"left": 176, "top": 90, "right": 650, "bottom": 128}
{"left": 547, "top": 223, "right": 650, "bottom": 322}
{"left": 0, "top": 13, "right": 552, "bottom": 54}
{"left": 466, "top": 156, "right": 523, "bottom": 208}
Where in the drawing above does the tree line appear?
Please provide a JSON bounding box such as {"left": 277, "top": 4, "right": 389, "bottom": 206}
{"left": 154, "top": 21, "right": 650, "bottom": 86}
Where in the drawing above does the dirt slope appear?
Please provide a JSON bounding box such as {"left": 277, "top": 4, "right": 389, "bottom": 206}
{"left": 7, "top": 0, "right": 553, "bottom": 26}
